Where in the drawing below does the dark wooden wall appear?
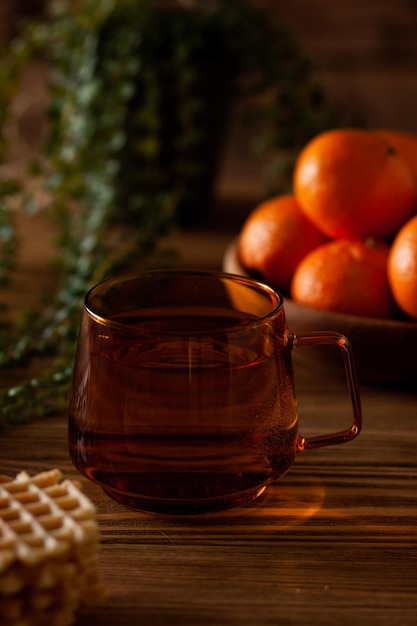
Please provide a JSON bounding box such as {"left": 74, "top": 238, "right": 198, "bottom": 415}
{"left": 263, "top": 0, "right": 417, "bottom": 132}
{"left": 2, "top": 1, "right": 417, "bottom": 206}
{"left": 3, "top": 1, "right": 417, "bottom": 131}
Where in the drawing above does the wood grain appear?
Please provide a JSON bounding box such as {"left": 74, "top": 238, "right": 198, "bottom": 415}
{"left": 1, "top": 365, "right": 417, "bottom": 626}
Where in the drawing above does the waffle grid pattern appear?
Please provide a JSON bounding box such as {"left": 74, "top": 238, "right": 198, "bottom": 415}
{"left": 0, "top": 469, "right": 104, "bottom": 626}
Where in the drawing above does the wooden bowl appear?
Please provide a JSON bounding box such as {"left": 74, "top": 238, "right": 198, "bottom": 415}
{"left": 223, "top": 239, "right": 417, "bottom": 387}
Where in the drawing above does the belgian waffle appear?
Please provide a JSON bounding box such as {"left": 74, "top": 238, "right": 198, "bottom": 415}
{"left": 0, "top": 469, "right": 104, "bottom": 626}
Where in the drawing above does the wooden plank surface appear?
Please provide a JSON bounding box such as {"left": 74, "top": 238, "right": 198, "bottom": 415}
{"left": 1, "top": 365, "right": 417, "bottom": 626}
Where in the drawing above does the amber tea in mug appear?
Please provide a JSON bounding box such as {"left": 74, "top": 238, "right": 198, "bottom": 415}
{"left": 69, "top": 270, "right": 362, "bottom": 514}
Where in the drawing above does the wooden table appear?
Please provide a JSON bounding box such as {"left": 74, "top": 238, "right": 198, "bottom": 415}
{"left": 1, "top": 214, "right": 417, "bottom": 626}
{"left": 2, "top": 368, "right": 417, "bottom": 626}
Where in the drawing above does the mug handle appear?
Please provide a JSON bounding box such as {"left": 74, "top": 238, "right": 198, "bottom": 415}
{"left": 292, "top": 331, "right": 362, "bottom": 451}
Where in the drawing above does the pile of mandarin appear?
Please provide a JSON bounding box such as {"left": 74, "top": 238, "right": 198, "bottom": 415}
{"left": 238, "top": 128, "right": 417, "bottom": 321}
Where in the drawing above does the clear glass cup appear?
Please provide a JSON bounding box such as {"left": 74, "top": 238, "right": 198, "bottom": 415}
{"left": 69, "top": 270, "right": 362, "bottom": 514}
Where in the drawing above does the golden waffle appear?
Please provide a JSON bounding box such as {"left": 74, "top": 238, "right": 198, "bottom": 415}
{"left": 0, "top": 469, "right": 104, "bottom": 626}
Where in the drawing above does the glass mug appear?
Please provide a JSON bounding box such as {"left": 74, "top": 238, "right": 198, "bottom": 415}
{"left": 69, "top": 270, "right": 362, "bottom": 515}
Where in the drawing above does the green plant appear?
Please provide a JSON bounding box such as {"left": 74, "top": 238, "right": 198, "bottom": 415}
{"left": 0, "top": 0, "right": 338, "bottom": 426}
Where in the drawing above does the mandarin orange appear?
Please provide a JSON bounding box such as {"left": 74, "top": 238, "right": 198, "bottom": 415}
{"left": 374, "top": 129, "right": 417, "bottom": 181}
{"left": 293, "top": 128, "right": 417, "bottom": 240}
{"left": 388, "top": 214, "right": 417, "bottom": 319}
{"left": 291, "top": 239, "right": 396, "bottom": 319}
{"left": 237, "top": 194, "right": 327, "bottom": 293}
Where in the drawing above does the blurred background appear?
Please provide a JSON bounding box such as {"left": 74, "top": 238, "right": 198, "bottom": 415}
{"left": 1, "top": 0, "right": 417, "bottom": 256}
{"left": 1, "top": 0, "right": 417, "bottom": 403}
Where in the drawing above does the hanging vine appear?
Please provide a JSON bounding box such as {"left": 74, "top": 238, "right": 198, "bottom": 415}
{"left": 0, "top": 0, "right": 338, "bottom": 426}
